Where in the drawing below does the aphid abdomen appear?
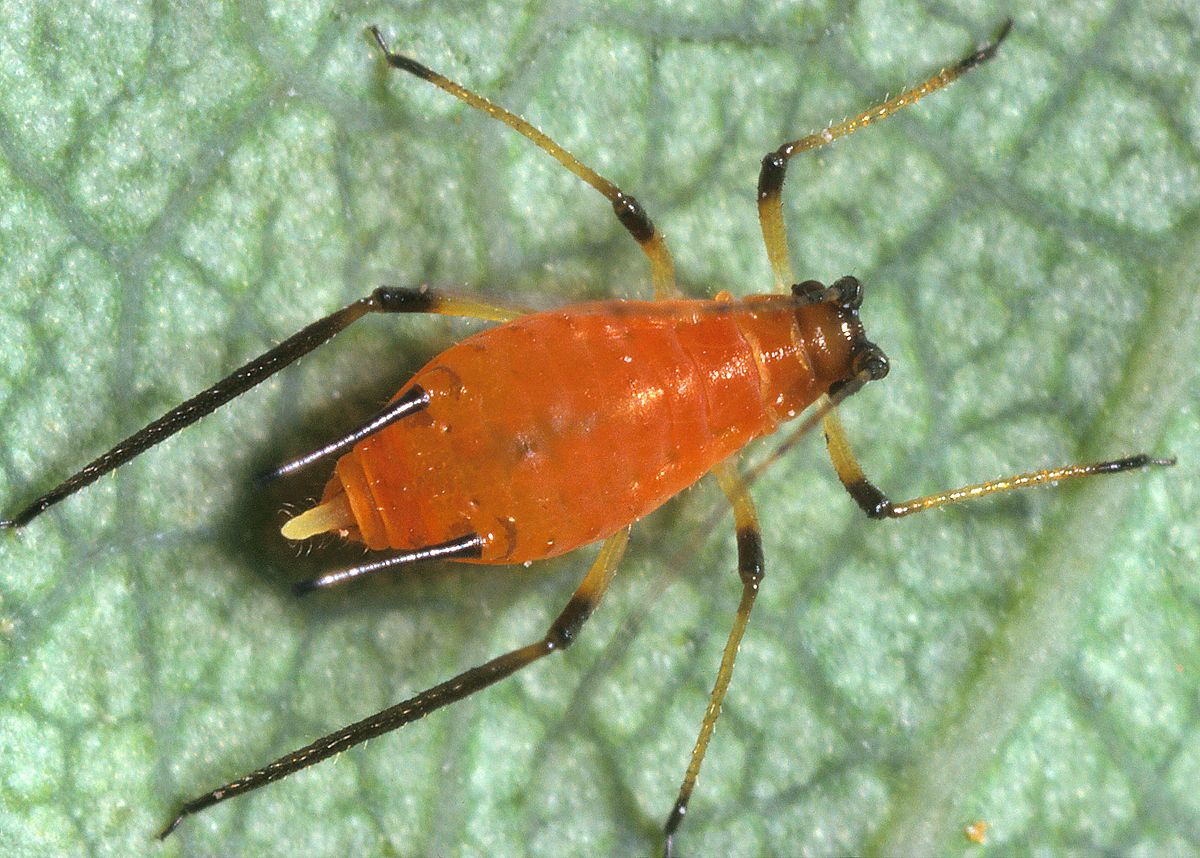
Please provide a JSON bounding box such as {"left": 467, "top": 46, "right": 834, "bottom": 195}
{"left": 327, "top": 299, "right": 851, "bottom": 564}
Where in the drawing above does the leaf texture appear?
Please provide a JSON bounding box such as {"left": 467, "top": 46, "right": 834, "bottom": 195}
{"left": 1, "top": 2, "right": 1197, "bottom": 856}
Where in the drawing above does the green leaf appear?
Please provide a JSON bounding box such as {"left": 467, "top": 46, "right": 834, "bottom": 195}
{"left": 2, "top": 2, "right": 1197, "bottom": 856}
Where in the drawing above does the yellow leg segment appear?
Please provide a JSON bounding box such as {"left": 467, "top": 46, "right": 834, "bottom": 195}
{"left": 756, "top": 21, "right": 1013, "bottom": 290}
{"left": 370, "top": 27, "right": 679, "bottom": 299}
{"left": 822, "top": 409, "right": 1174, "bottom": 520}
{"left": 663, "top": 458, "right": 763, "bottom": 857}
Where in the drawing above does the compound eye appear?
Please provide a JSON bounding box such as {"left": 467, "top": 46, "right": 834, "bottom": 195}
{"left": 790, "top": 279, "right": 827, "bottom": 303}
{"left": 851, "top": 342, "right": 889, "bottom": 381}
{"left": 831, "top": 275, "right": 863, "bottom": 309}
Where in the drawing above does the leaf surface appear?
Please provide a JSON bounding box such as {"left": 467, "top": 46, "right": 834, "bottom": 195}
{"left": 1, "top": 2, "right": 1197, "bottom": 856}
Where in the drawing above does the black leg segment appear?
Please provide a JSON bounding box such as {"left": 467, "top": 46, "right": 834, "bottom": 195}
{"left": 158, "top": 528, "right": 630, "bottom": 839}
{"left": 2, "top": 296, "right": 378, "bottom": 529}
{"left": 2, "top": 286, "right": 522, "bottom": 530}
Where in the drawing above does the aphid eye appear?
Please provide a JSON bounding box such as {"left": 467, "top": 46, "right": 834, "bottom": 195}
{"left": 790, "top": 279, "right": 827, "bottom": 303}
{"left": 851, "top": 343, "right": 889, "bottom": 381}
{"left": 831, "top": 275, "right": 864, "bottom": 310}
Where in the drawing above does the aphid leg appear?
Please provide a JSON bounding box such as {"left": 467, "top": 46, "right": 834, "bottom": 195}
{"left": 158, "top": 527, "right": 630, "bottom": 839}
{"left": 663, "top": 460, "right": 763, "bottom": 858}
{"left": 821, "top": 409, "right": 1175, "bottom": 520}
{"left": 756, "top": 19, "right": 1012, "bottom": 290}
{"left": 400, "top": 287, "right": 529, "bottom": 323}
{"left": 0, "top": 285, "right": 524, "bottom": 530}
{"left": 368, "top": 26, "right": 679, "bottom": 299}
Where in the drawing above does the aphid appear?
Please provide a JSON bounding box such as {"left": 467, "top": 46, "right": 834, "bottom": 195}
{"left": 1, "top": 20, "right": 1174, "bottom": 855}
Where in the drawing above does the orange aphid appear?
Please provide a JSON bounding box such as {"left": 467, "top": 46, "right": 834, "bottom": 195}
{"left": 289, "top": 297, "right": 862, "bottom": 563}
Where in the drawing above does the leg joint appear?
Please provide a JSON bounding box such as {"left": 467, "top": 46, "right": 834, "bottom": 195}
{"left": 757, "top": 151, "right": 787, "bottom": 201}
{"left": 664, "top": 799, "right": 686, "bottom": 837}
{"left": 544, "top": 621, "right": 578, "bottom": 652}
{"left": 848, "top": 479, "right": 893, "bottom": 519}
{"left": 545, "top": 595, "right": 596, "bottom": 651}
{"left": 611, "top": 192, "right": 656, "bottom": 244}
{"left": 371, "top": 285, "right": 439, "bottom": 314}
{"left": 735, "top": 526, "right": 765, "bottom": 585}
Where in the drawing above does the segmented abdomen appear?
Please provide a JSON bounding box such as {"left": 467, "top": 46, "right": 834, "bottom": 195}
{"left": 330, "top": 298, "right": 838, "bottom": 563}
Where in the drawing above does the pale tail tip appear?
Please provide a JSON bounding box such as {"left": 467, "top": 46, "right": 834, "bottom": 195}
{"left": 280, "top": 506, "right": 322, "bottom": 540}
{"left": 280, "top": 494, "right": 354, "bottom": 541}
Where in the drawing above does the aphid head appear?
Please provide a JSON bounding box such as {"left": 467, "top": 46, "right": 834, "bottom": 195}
{"left": 791, "top": 275, "right": 889, "bottom": 399}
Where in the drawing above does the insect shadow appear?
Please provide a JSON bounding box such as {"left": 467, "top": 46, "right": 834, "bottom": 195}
{"left": 220, "top": 322, "right": 553, "bottom": 616}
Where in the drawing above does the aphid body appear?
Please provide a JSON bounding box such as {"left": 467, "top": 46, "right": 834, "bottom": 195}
{"left": 296, "top": 296, "right": 864, "bottom": 562}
